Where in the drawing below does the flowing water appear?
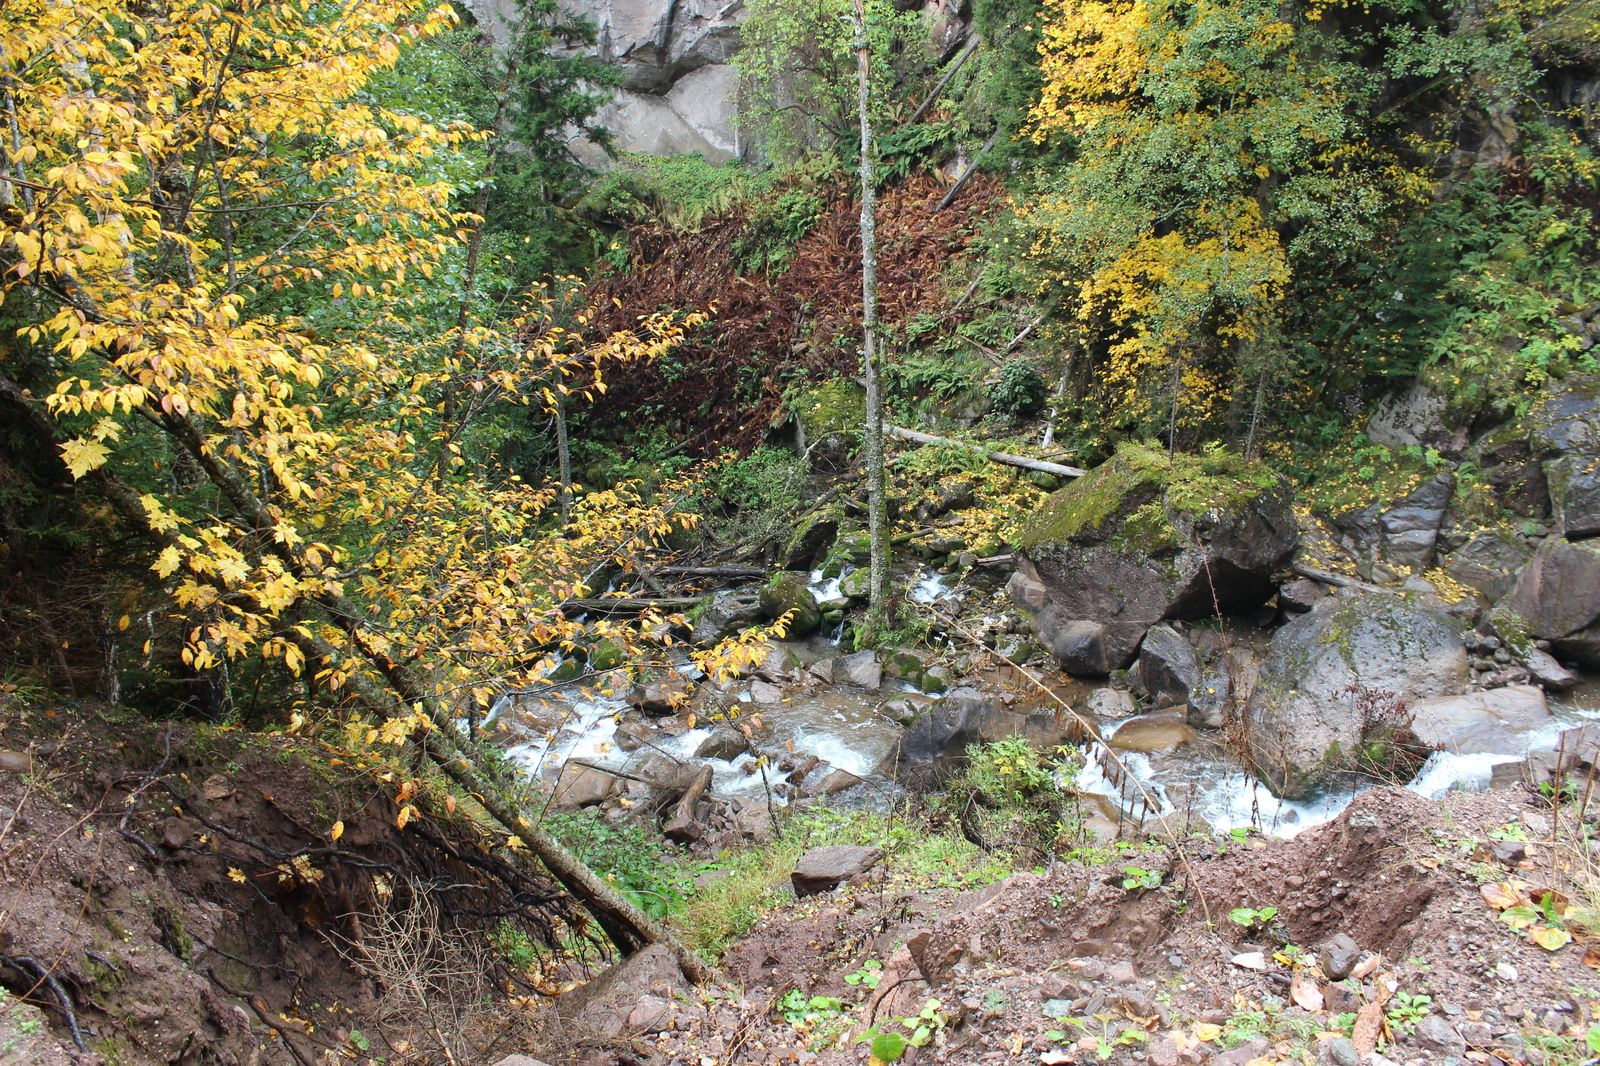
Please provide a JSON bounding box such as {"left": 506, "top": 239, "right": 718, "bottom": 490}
{"left": 491, "top": 564, "right": 1598, "bottom": 839}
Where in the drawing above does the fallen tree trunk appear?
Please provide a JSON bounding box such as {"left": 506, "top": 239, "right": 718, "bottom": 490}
{"left": 1291, "top": 564, "right": 1389, "bottom": 595}
{"left": 655, "top": 566, "right": 768, "bottom": 579}
{"left": 0, "top": 376, "right": 726, "bottom": 988}
{"left": 560, "top": 596, "right": 704, "bottom": 613}
{"left": 662, "top": 765, "right": 713, "bottom": 844}
{"left": 886, "top": 425, "right": 1087, "bottom": 478}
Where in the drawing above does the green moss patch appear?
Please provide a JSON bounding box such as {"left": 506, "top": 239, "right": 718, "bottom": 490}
{"left": 1014, "top": 443, "right": 1279, "bottom": 550}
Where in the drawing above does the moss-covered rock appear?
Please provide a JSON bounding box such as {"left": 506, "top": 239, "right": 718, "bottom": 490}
{"left": 795, "top": 380, "right": 866, "bottom": 471}
{"left": 759, "top": 571, "right": 822, "bottom": 637}
{"left": 1244, "top": 593, "right": 1469, "bottom": 799}
{"left": 1010, "top": 444, "right": 1296, "bottom": 675}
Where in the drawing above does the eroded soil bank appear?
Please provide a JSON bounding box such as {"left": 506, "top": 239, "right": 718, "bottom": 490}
{"left": 3, "top": 703, "right": 1598, "bottom": 1066}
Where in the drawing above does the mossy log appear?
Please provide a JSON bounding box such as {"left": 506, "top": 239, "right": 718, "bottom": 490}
{"left": 886, "top": 425, "right": 1087, "bottom": 478}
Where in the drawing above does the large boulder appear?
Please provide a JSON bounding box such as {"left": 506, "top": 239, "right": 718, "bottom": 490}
{"left": 1408, "top": 684, "right": 1550, "bottom": 755}
{"left": 1245, "top": 593, "right": 1470, "bottom": 799}
{"left": 1010, "top": 445, "right": 1297, "bottom": 675}
{"left": 758, "top": 571, "right": 822, "bottom": 638}
{"left": 688, "top": 590, "right": 763, "bottom": 644}
{"left": 1441, "top": 530, "right": 1530, "bottom": 604}
{"left": 878, "top": 695, "right": 1073, "bottom": 786}
{"left": 1504, "top": 538, "right": 1600, "bottom": 667}
{"left": 1129, "top": 624, "right": 1202, "bottom": 708}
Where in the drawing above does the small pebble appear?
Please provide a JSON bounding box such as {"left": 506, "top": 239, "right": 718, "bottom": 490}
{"left": 1493, "top": 962, "right": 1518, "bottom": 982}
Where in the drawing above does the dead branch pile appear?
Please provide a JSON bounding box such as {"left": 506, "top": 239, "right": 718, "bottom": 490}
{"left": 587, "top": 172, "right": 1006, "bottom": 454}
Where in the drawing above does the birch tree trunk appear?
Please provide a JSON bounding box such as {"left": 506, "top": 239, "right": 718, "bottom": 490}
{"left": 852, "top": 0, "right": 888, "bottom": 612}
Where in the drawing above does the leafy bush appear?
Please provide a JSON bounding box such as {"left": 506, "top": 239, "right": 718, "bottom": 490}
{"left": 989, "top": 359, "right": 1047, "bottom": 418}
{"left": 545, "top": 809, "right": 690, "bottom": 919}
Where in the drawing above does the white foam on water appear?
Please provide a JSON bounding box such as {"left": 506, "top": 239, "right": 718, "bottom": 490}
{"left": 789, "top": 728, "right": 885, "bottom": 779}
{"left": 506, "top": 696, "right": 627, "bottom": 776}
{"left": 1198, "top": 773, "right": 1370, "bottom": 839}
{"left": 1075, "top": 746, "right": 1175, "bottom": 821}
{"left": 809, "top": 569, "right": 845, "bottom": 603}
{"left": 910, "top": 572, "right": 956, "bottom": 605}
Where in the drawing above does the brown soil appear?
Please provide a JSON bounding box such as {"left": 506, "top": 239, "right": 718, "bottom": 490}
{"left": 0, "top": 702, "right": 584, "bottom": 1066}
{"left": 564, "top": 788, "right": 1600, "bottom": 1066}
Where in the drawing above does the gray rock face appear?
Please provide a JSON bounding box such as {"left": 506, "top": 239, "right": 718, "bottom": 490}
{"left": 1087, "top": 687, "right": 1136, "bottom": 719}
{"left": 1188, "top": 648, "right": 1258, "bottom": 729}
{"left": 1366, "top": 382, "right": 1472, "bottom": 457}
{"left": 694, "top": 724, "right": 751, "bottom": 761}
{"left": 462, "top": 0, "right": 747, "bottom": 163}
{"left": 791, "top": 845, "right": 884, "bottom": 896}
{"left": 1408, "top": 684, "right": 1550, "bottom": 754}
{"left": 1279, "top": 578, "right": 1328, "bottom": 613}
{"left": 1442, "top": 530, "right": 1530, "bottom": 603}
{"left": 1524, "top": 647, "right": 1579, "bottom": 690}
{"left": 1245, "top": 593, "right": 1470, "bottom": 799}
{"left": 879, "top": 695, "right": 1072, "bottom": 786}
{"left": 1131, "top": 625, "right": 1201, "bottom": 707}
{"left": 836, "top": 650, "right": 882, "bottom": 689}
{"left": 1332, "top": 473, "right": 1454, "bottom": 574}
{"left": 1528, "top": 374, "right": 1600, "bottom": 536}
{"left": 1505, "top": 538, "right": 1600, "bottom": 666}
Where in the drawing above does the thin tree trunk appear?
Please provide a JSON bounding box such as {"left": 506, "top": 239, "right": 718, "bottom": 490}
{"left": 852, "top": 0, "right": 888, "bottom": 612}
{"left": 556, "top": 390, "right": 572, "bottom": 527}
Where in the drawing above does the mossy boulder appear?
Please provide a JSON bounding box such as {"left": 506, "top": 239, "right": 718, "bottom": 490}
{"left": 795, "top": 380, "right": 866, "bottom": 472}
{"left": 759, "top": 571, "right": 823, "bottom": 638}
{"left": 839, "top": 567, "right": 872, "bottom": 601}
{"left": 1244, "top": 593, "right": 1469, "bottom": 799}
{"left": 1010, "top": 444, "right": 1296, "bottom": 674}
{"left": 881, "top": 649, "right": 949, "bottom": 694}
{"left": 688, "top": 590, "right": 765, "bottom": 645}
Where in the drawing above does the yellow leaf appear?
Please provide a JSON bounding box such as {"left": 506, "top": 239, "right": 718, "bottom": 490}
{"left": 1480, "top": 882, "right": 1526, "bottom": 910}
{"left": 117, "top": 615, "right": 130, "bottom": 631}
{"left": 1530, "top": 925, "right": 1571, "bottom": 951}
{"left": 227, "top": 867, "right": 247, "bottom": 883}
{"left": 59, "top": 437, "right": 111, "bottom": 479}
{"left": 395, "top": 804, "right": 415, "bottom": 829}
{"left": 1194, "top": 1024, "right": 1222, "bottom": 1043}
{"left": 329, "top": 820, "right": 344, "bottom": 841}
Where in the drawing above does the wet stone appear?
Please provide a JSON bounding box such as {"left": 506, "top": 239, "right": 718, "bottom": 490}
{"left": 1327, "top": 1039, "right": 1360, "bottom": 1066}
{"left": 790, "top": 845, "right": 883, "bottom": 896}
{"left": 1319, "top": 933, "right": 1361, "bottom": 980}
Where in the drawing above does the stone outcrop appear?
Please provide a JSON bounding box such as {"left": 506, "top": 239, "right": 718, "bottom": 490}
{"left": 879, "top": 695, "right": 1074, "bottom": 786}
{"left": 1407, "top": 684, "right": 1550, "bottom": 754}
{"left": 758, "top": 571, "right": 822, "bottom": 637}
{"left": 1010, "top": 444, "right": 1297, "bottom": 675}
{"left": 1330, "top": 472, "right": 1454, "bottom": 576}
{"left": 462, "top": 0, "right": 746, "bottom": 162}
{"left": 1504, "top": 537, "right": 1600, "bottom": 667}
{"left": 791, "top": 845, "right": 884, "bottom": 896}
{"left": 1245, "top": 593, "right": 1470, "bottom": 799}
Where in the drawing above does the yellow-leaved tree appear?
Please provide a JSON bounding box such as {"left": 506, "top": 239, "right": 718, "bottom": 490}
{"left": 1020, "top": 0, "right": 1430, "bottom": 443}
{"left": 0, "top": 0, "right": 723, "bottom": 978}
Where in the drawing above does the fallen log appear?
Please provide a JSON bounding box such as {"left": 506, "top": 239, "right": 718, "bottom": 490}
{"left": 663, "top": 764, "right": 713, "bottom": 843}
{"left": 1290, "top": 564, "right": 1390, "bottom": 595}
{"left": 559, "top": 596, "right": 704, "bottom": 613}
{"left": 656, "top": 566, "right": 768, "bottom": 579}
{"left": 886, "top": 425, "right": 1086, "bottom": 478}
